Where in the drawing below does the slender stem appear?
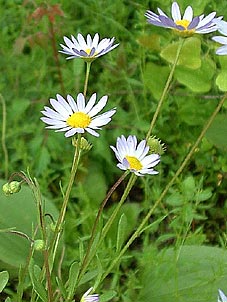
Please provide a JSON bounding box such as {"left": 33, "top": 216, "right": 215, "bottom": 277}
{"left": 84, "top": 62, "right": 91, "bottom": 96}
{"left": 49, "top": 135, "right": 82, "bottom": 267}
{"left": 100, "top": 92, "right": 227, "bottom": 282}
{"left": 101, "top": 174, "right": 137, "bottom": 239}
{"left": 146, "top": 38, "right": 184, "bottom": 140}
{"left": 77, "top": 171, "right": 129, "bottom": 284}
{"left": 34, "top": 179, "right": 53, "bottom": 302}
{"left": 17, "top": 245, "right": 34, "bottom": 302}
{"left": 0, "top": 93, "right": 9, "bottom": 179}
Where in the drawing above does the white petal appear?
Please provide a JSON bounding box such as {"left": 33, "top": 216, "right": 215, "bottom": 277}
{"left": 76, "top": 93, "right": 86, "bottom": 111}
{"left": 85, "top": 127, "right": 99, "bottom": 137}
{"left": 212, "top": 36, "right": 227, "bottom": 44}
{"left": 56, "top": 94, "right": 73, "bottom": 114}
{"left": 49, "top": 99, "right": 70, "bottom": 118}
{"left": 85, "top": 93, "right": 97, "bottom": 113}
{"left": 88, "top": 95, "right": 108, "bottom": 117}
{"left": 183, "top": 6, "right": 193, "bottom": 22}
{"left": 77, "top": 33, "right": 87, "bottom": 49}
{"left": 172, "top": 2, "right": 181, "bottom": 21}
{"left": 67, "top": 94, "right": 78, "bottom": 112}
{"left": 197, "top": 12, "right": 216, "bottom": 28}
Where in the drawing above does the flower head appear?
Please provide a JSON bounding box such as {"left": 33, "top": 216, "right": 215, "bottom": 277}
{"left": 59, "top": 33, "right": 119, "bottom": 61}
{"left": 41, "top": 93, "right": 116, "bottom": 137}
{"left": 218, "top": 289, "right": 227, "bottom": 302}
{"left": 145, "top": 2, "right": 219, "bottom": 36}
{"left": 80, "top": 287, "right": 99, "bottom": 302}
{"left": 111, "top": 135, "right": 160, "bottom": 176}
{"left": 212, "top": 20, "right": 227, "bottom": 55}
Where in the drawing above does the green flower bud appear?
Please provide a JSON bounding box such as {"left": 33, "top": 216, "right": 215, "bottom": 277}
{"left": 49, "top": 222, "right": 57, "bottom": 232}
{"left": 72, "top": 137, "right": 92, "bottom": 152}
{"left": 147, "top": 136, "right": 166, "bottom": 155}
{"left": 33, "top": 239, "right": 45, "bottom": 251}
{"left": 2, "top": 181, "right": 21, "bottom": 196}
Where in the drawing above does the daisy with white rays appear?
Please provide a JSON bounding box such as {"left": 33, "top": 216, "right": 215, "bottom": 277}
{"left": 59, "top": 33, "right": 119, "bottom": 61}
{"left": 41, "top": 93, "right": 116, "bottom": 137}
{"left": 212, "top": 20, "right": 227, "bottom": 55}
{"left": 80, "top": 287, "right": 99, "bottom": 302}
{"left": 111, "top": 135, "right": 160, "bottom": 176}
{"left": 145, "top": 1, "right": 220, "bottom": 36}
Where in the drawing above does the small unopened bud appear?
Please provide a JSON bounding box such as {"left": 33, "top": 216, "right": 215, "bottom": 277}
{"left": 72, "top": 137, "right": 92, "bottom": 152}
{"left": 147, "top": 136, "right": 166, "bottom": 155}
{"left": 2, "top": 181, "right": 21, "bottom": 196}
{"left": 33, "top": 239, "right": 45, "bottom": 251}
{"left": 49, "top": 222, "right": 57, "bottom": 232}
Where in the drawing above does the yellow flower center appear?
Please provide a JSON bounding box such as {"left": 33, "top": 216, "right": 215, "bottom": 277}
{"left": 67, "top": 112, "right": 91, "bottom": 128}
{"left": 174, "top": 19, "right": 195, "bottom": 36}
{"left": 85, "top": 48, "right": 97, "bottom": 57}
{"left": 175, "top": 19, "right": 191, "bottom": 29}
{"left": 125, "top": 156, "right": 143, "bottom": 171}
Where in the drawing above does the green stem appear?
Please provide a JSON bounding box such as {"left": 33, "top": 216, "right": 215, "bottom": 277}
{"left": 102, "top": 173, "right": 137, "bottom": 240}
{"left": 84, "top": 62, "right": 91, "bottom": 96}
{"left": 33, "top": 179, "right": 53, "bottom": 302}
{"left": 100, "top": 92, "right": 227, "bottom": 282}
{"left": 146, "top": 38, "right": 184, "bottom": 140}
{"left": 49, "top": 134, "right": 82, "bottom": 267}
{"left": 77, "top": 171, "right": 129, "bottom": 284}
{"left": 0, "top": 93, "right": 9, "bottom": 179}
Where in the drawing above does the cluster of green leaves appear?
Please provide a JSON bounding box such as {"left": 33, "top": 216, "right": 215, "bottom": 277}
{"left": 1, "top": 0, "right": 227, "bottom": 301}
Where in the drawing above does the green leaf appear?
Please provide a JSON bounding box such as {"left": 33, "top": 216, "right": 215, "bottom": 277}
{"left": 206, "top": 114, "right": 227, "bottom": 150}
{"left": 107, "top": 203, "right": 141, "bottom": 245}
{"left": 116, "top": 214, "right": 127, "bottom": 253}
{"left": 29, "top": 261, "right": 47, "bottom": 302}
{"left": 67, "top": 262, "right": 79, "bottom": 298}
{"left": 216, "top": 71, "right": 227, "bottom": 91}
{"left": 0, "top": 179, "right": 59, "bottom": 267}
{"left": 100, "top": 290, "right": 117, "bottom": 302}
{"left": 174, "top": 57, "right": 215, "bottom": 93}
{"left": 161, "top": 37, "right": 201, "bottom": 69}
{"left": 0, "top": 271, "right": 9, "bottom": 292}
{"left": 144, "top": 62, "right": 170, "bottom": 100}
{"left": 139, "top": 245, "right": 227, "bottom": 302}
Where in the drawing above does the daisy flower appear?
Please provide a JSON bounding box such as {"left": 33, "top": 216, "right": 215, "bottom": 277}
{"left": 110, "top": 135, "right": 160, "bottom": 176}
{"left": 80, "top": 287, "right": 99, "bottom": 302}
{"left": 41, "top": 93, "right": 116, "bottom": 137}
{"left": 59, "top": 33, "right": 119, "bottom": 61}
{"left": 212, "top": 20, "right": 227, "bottom": 55}
{"left": 145, "top": 2, "right": 219, "bottom": 36}
{"left": 218, "top": 289, "right": 227, "bottom": 302}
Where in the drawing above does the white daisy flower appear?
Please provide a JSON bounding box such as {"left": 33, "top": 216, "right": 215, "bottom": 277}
{"left": 41, "top": 93, "right": 116, "bottom": 137}
{"left": 80, "top": 287, "right": 99, "bottom": 302}
{"left": 145, "top": 2, "right": 220, "bottom": 36}
{"left": 212, "top": 20, "right": 227, "bottom": 55}
{"left": 59, "top": 33, "right": 119, "bottom": 61}
{"left": 110, "top": 135, "right": 160, "bottom": 177}
{"left": 218, "top": 289, "right": 227, "bottom": 302}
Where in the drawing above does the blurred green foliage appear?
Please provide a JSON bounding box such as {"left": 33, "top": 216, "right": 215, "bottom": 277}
{"left": 1, "top": 0, "right": 227, "bottom": 301}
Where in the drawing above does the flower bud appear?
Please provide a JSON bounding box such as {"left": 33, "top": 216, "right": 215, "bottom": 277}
{"left": 147, "top": 136, "right": 166, "bottom": 155}
{"left": 72, "top": 137, "right": 92, "bottom": 151}
{"left": 2, "top": 181, "right": 21, "bottom": 196}
{"left": 33, "top": 239, "right": 45, "bottom": 251}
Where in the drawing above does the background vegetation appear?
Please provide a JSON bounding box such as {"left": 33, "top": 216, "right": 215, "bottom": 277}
{"left": 1, "top": 0, "right": 227, "bottom": 301}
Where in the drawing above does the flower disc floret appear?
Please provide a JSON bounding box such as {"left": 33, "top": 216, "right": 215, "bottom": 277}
{"left": 41, "top": 93, "right": 116, "bottom": 137}
{"left": 145, "top": 1, "right": 220, "bottom": 36}
{"left": 59, "top": 33, "right": 119, "bottom": 61}
{"left": 111, "top": 135, "right": 160, "bottom": 176}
